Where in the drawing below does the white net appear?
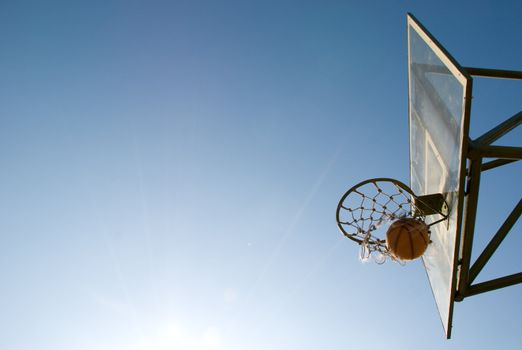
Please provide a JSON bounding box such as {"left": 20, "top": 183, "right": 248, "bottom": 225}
{"left": 336, "top": 178, "right": 426, "bottom": 263}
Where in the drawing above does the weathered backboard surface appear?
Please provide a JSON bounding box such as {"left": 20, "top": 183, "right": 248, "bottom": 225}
{"left": 407, "top": 13, "right": 472, "bottom": 338}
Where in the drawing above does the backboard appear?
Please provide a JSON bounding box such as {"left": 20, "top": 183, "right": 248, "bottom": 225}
{"left": 407, "top": 13, "right": 472, "bottom": 338}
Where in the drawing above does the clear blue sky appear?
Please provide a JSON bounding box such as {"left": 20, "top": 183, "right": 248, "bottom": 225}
{"left": 1, "top": 1, "right": 521, "bottom": 349}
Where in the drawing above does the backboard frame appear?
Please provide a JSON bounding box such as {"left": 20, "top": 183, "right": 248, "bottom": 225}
{"left": 407, "top": 13, "right": 522, "bottom": 339}
{"left": 407, "top": 13, "right": 473, "bottom": 339}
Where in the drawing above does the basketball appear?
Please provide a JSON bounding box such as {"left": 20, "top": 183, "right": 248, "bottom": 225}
{"left": 386, "top": 218, "right": 430, "bottom": 260}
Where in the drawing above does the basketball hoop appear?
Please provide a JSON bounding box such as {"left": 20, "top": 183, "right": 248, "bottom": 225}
{"left": 336, "top": 178, "right": 448, "bottom": 263}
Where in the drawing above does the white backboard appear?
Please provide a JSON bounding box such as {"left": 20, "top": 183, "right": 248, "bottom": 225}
{"left": 407, "top": 13, "right": 472, "bottom": 339}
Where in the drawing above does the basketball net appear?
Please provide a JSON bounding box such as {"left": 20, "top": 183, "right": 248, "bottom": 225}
{"left": 336, "top": 178, "right": 446, "bottom": 264}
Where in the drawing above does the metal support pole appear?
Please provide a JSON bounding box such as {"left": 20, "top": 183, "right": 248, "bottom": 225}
{"left": 452, "top": 68, "right": 522, "bottom": 302}
{"left": 456, "top": 158, "right": 482, "bottom": 300}
{"left": 455, "top": 112, "right": 521, "bottom": 300}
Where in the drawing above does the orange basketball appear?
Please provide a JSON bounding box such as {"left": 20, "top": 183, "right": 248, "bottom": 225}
{"left": 386, "top": 218, "right": 430, "bottom": 260}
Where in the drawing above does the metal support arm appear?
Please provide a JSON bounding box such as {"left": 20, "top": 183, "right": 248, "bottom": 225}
{"left": 481, "top": 159, "right": 518, "bottom": 172}
{"left": 468, "top": 199, "right": 522, "bottom": 284}
{"left": 469, "top": 144, "right": 522, "bottom": 160}
{"left": 475, "top": 110, "right": 522, "bottom": 145}
{"left": 465, "top": 67, "right": 522, "bottom": 80}
{"left": 464, "top": 273, "right": 522, "bottom": 298}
